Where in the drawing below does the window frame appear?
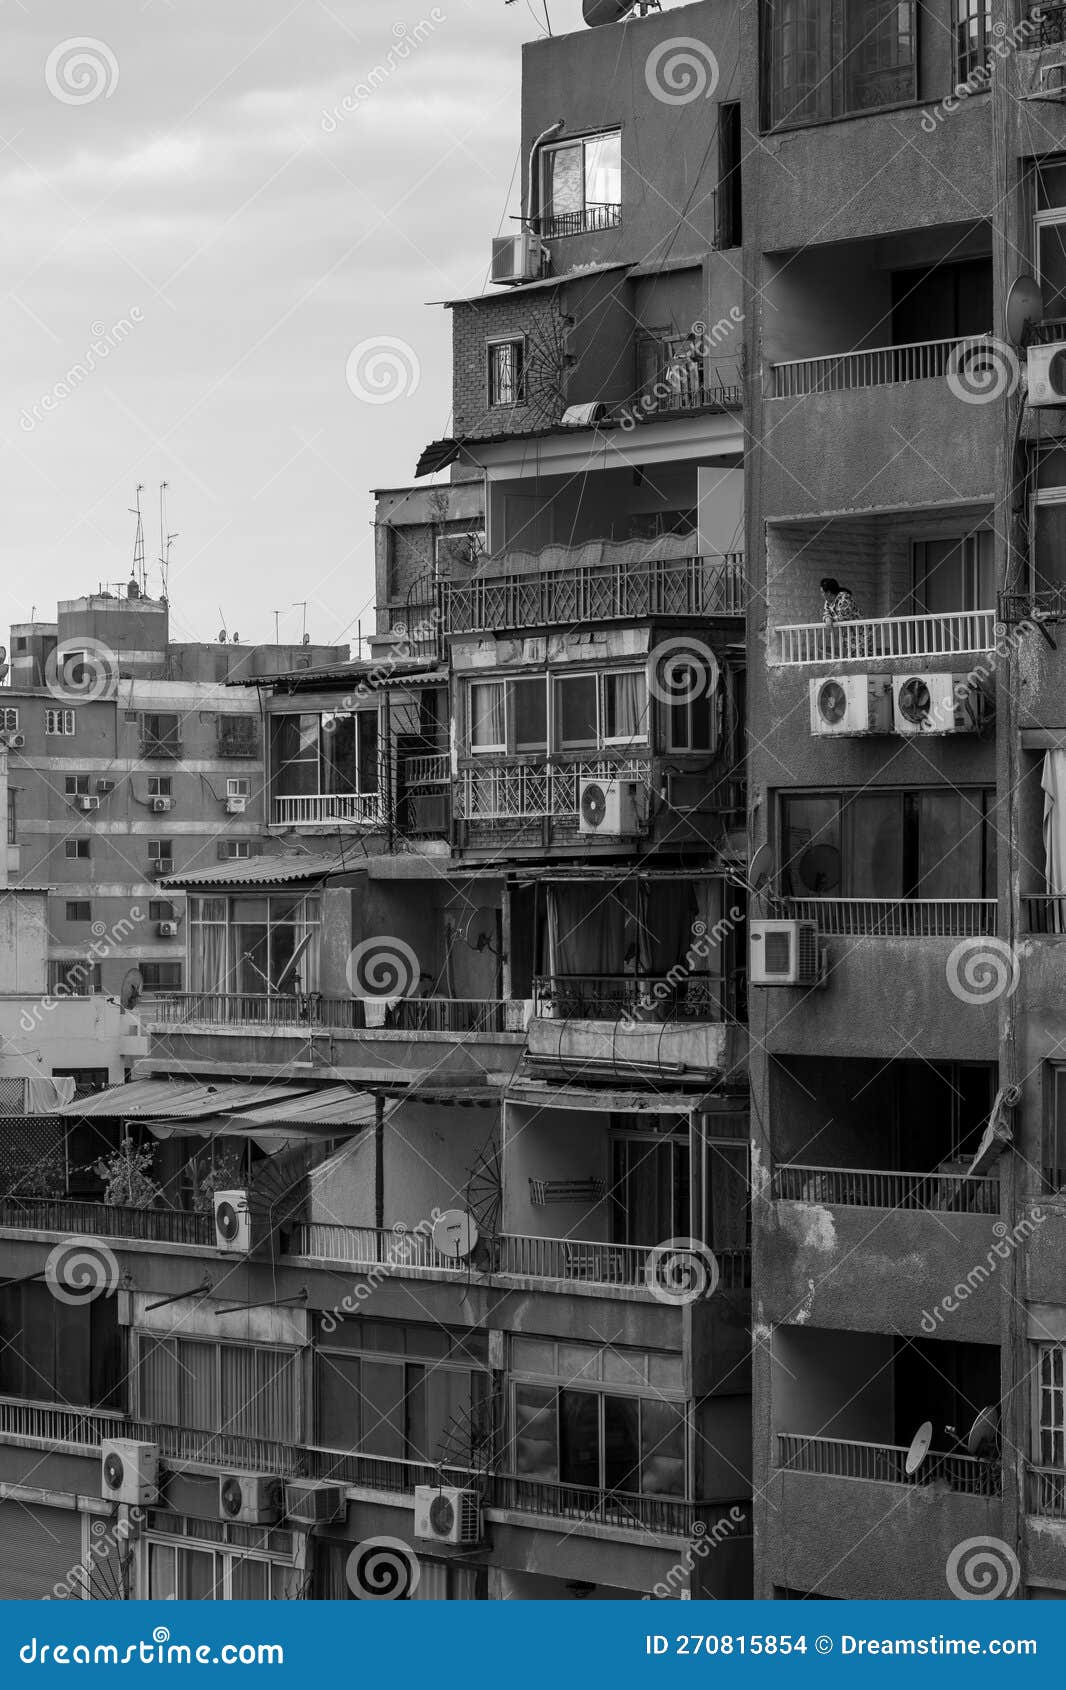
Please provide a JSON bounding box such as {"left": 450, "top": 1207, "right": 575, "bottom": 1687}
{"left": 65, "top": 838, "right": 91, "bottom": 860}
{"left": 44, "top": 708, "right": 76, "bottom": 736}
{"left": 761, "top": 0, "right": 918, "bottom": 133}
{"left": 539, "top": 129, "right": 622, "bottom": 234}
{"left": 148, "top": 776, "right": 172, "bottom": 798}
{"left": 465, "top": 670, "right": 649, "bottom": 757}
{"left": 0, "top": 707, "right": 19, "bottom": 731}
{"left": 64, "top": 774, "right": 89, "bottom": 797}
{"left": 953, "top": 0, "right": 991, "bottom": 86}
{"left": 487, "top": 336, "right": 527, "bottom": 409}
{"left": 65, "top": 900, "right": 92, "bottom": 923}
{"left": 779, "top": 786, "right": 998, "bottom": 901}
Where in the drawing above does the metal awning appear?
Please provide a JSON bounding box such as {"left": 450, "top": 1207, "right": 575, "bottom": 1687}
{"left": 161, "top": 853, "right": 356, "bottom": 890}
{"left": 57, "top": 1079, "right": 315, "bottom": 1119}
{"left": 218, "top": 1086, "right": 377, "bottom": 1130}
{"left": 505, "top": 1082, "right": 714, "bottom": 1115}
{"left": 415, "top": 438, "right": 461, "bottom": 478}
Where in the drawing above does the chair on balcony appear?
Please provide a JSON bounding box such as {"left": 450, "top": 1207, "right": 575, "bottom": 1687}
{"left": 561, "top": 1241, "right": 627, "bottom": 1283}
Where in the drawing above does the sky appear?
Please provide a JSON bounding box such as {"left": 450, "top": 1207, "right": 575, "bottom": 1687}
{"left": 0, "top": 0, "right": 641, "bottom": 654}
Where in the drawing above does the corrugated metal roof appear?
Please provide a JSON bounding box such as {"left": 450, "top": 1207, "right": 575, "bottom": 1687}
{"left": 160, "top": 853, "right": 356, "bottom": 889}
{"left": 59, "top": 1078, "right": 313, "bottom": 1119}
{"left": 222, "top": 1086, "right": 376, "bottom": 1129}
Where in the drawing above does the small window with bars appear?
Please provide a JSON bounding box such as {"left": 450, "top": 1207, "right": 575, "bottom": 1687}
{"left": 45, "top": 708, "right": 76, "bottom": 735}
{"left": 0, "top": 708, "right": 19, "bottom": 731}
{"left": 488, "top": 338, "right": 526, "bottom": 408}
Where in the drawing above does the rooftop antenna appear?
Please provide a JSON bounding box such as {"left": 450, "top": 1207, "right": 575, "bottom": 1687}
{"left": 158, "top": 481, "right": 177, "bottom": 604}
{"left": 129, "top": 484, "right": 146, "bottom": 596}
{"left": 272, "top": 610, "right": 282, "bottom": 645}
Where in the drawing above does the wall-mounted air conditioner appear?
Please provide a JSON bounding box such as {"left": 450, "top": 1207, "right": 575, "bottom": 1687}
{"left": 96, "top": 779, "right": 115, "bottom": 795}
{"left": 892, "top": 673, "right": 984, "bottom": 736}
{"left": 101, "top": 1439, "right": 159, "bottom": 1505}
{"left": 1028, "top": 343, "right": 1066, "bottom": 407}
{"left": 6, "top": 733, "right": 25, "bottom": 750}
{"left": 213, "top": 1190, "right": 268, "bottom": 1254}
{"left": 76, "top": 795, "right": 101, "bottom": 812}
{"left": 809, "top": 675, "right": 893, "bottom": 737}
{"left": 413, "top": 1485, "right": 482, "bottom": 1547}
{"left": 490, "top": 232, "right": 547, "bottom": 286}
{"left": 156, "top": 920, "right": 179, "bottom": 939}
{"left": 284, "top": 1483, "right": 346, "bottom": 1526}
{"left": 749, "top": 919, "right": 821, "bottom": 987}
{"left": 151, "top": 796, "right": 172, "bottom": 813}
{"left": 225, "top": 796, "right": 246, "bottom": 814}
{"left": 578, "top": 778, "right": 643, "bottom": 838}
{"left": 219, "top": 1475, "right": 283, "bottom": 1525}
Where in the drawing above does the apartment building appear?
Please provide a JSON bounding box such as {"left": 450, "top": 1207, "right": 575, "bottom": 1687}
{"left": 0, "top": 1, "right": 754, "bottom": 1602}
{"left": 1, "top": 585, "right": 344, "bottom": 1006}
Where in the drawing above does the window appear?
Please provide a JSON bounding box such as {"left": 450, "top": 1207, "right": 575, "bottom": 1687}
{"left": 540, "top": 130, "right": 622, "bottom": 236}
{"left": 717, "top": 102, "right": 743, "bottom": 248}
{"left": 781, "top": 788, "right": 998, "bottom": 901}
{"left": 188, "top": 892, "right": 322, "bottom": 995}
{"left": 217, "top": 715, "right": 259, "bottom": 757}
{"left": 6, "top": 791, "right": 14, "bottom": 846}
{"left": 147, "top": 1538, "right": 298, "bottom": 1602}
{"left": 142, "top": 712, "right": 181, "bottom": 755}
{"left": 45, "top": 708, "right": 75, "bottom": 735}
{"left": 49, "top": 960, "right": 102, "bottom": 995}
{"left": 912, "top": 531, "right": 994, "bottom": 615}
{"left": 954, "top": 0, "right": 991, "bottom": 84}
{"left": 556, "top": 671, "right": 648, "bottom": 750}
{"left": 64, "top": 775, "right": 89, "bottom": 796}
{"left": 467, "top": 672, "right": 648, "bottom": 756}
{"left": 664, "top": 662, "right": 718, "bottom": 752}
{"left": 148, "top": 839, "right": 173, "bottom": 862}
{"left": 314, "top": 1319, "right": 490, "bottom": 1465}
{"left": 226, "top": 777, "right": 249, "bottom": 798}
{"left": 513, "top": 677, "right": 547, "bottom": 752}
{"left": 762, "top": 0, "right": 916, "bottom": 130}
{"left": 272, "top": 712, "right": 378, "bottom": 798}
{"left": 0, "top": 1280, "right": 122, "bottom": 1407}
{"left": 139, "top": 963, "right": 183, "bottom": 991}
{"left": 0, "top": 707, "right": 18, "bottom": 731}
{"left": 149, "top": 900, "right": 175, "bottom": 922}
{"left": 217, "top": 840, "right": 252, "bottom": 860}
{"left": 65, "top": 901, "right": 91, "bottom": 922}
{"left": 1047, "top": 1069, "right": 1066, "bottom": 1191}
{"left": 1038, "top": 1344, "right": 1066, "bottom": 1476}
{"left": 313, "top": 1544, "right": 483, "bottom": 1601}
{"left": 148, "top": 776, "right": 172, "bottom": 798}
{"left": 65, "top": 839, "right": 90, "bottom": 860}
{"left": 470, "top": 681, "right": 507, "bottom": 752}
{"left": 612, "top": 1128, "right": 749, "bottom": 1253}
{"left": 488, "top": 339, "right": 525, "bottom": 408}
{"left": 891, "top": 260, "right": 992, "bottom": 344}
{"left": 139, "top": 1336, "right": 298, "bottom": 1439}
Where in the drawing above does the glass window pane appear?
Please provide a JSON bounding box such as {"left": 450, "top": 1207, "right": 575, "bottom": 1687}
{"left": 544, "top": 142, "right": 584, "bottom": 215}
{"left": 148, "top": 1543, "right": 177, "bottom": 1601}
{"left": 914, "top": 790, "right": 983, "bottom": 898}
{"left": 513, "top": 1384, "right": 557, "bottom": 1478}
{"left": 603, "top": 673, "right": 646, "bottom": 740}
{"left": 470, "top": 682, "right": 505, "bottom": 749}
{"left": 316, "top": 1352, "right": 360, "bottom": 1450}
{"left": 556, "top": 674, "right": 598, "bottom": 748}
{"left": 846, "top": 793, "right": 903, "bottom": 897}
{"left": 641, "top": 1399, "right": 686, "bottom": 1495}
{"left": 360, "top": 1358, "right": 406, "bottom": 1458}
{"left": 603, "top": 1393, "right": 641, "bottom": 1492}
{"left": 585, "top": 133, "right": 621, "bottom": 207}
{"left": 231, "top": 1557, "right": 269, "bottom": 1600}
{"left": 781, "top": 796, "right": 841, "bottom": 895}
{"left": 178, "top": 1546, "right": 217, "bottom": 1601}
{"left": 513, "top": 678, "right": 547, "bottom": 751}
{"left": 559, "top": 1389, "right": 600, "bottom": 1488}
{"left": 1040, "top": 221, "right": 1066, "bottom": 323}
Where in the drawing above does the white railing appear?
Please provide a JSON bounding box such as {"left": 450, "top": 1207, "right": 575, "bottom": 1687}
{"left": 402, "top": 753, "right": 449, "bottom": 785}
{"left": 455, "top": 759, "right": 651, "bottom": 822}
{"left": 789, "top": 897, "right": 996, "bottom": 938}
{"left": 273, "top": 792, "right": 385, "bottom": 826}
{"left": 777, "top": 1433, "right": 1000, "bottom": 1494}
{"left": 775, "top": 610, "right": 996, "bottom": 666}
{"left": 773, "top": 1164, "right": 999, "bottom": 1214}
{"left": 770, "top": 336, "right": 973, "bottom": 398}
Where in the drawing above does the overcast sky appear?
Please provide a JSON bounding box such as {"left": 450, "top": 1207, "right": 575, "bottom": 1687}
{"left": 0, "top": 0, "right": 633, "bottom": 653}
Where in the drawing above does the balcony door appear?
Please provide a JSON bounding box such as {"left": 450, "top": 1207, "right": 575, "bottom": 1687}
{"left": 912, "top": 531, "right": 993, "bottom": 615}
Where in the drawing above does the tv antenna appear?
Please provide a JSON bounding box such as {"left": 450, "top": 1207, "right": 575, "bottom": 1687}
{"left": 129, "top": 484, "right": 146, "bottom": 595}
{"left": 158, "top": 482, "right": 178, "bottom": 603}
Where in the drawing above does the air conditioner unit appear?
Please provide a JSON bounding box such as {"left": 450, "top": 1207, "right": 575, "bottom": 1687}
{"left": 76, "top": 795, "right": 101, "bottom": 812}
{"left": 156, "top": 920, "right": 179, "bottom": 938}
{"left": 219, "top": 1474, "right": 283, "bottom": 1526}
{"left": 101, "top": 1438, "right": 159, "bottom": 1505}
{"left": 749, "top": 918, "right": 821, "bottom": 987}
{"left": 150, "top": 861, "right": 174, "bottom": 880}
{"left": 1028, "top": 343, "right": 1066, "bottom": 407}
{"left": 7, "top": 733, "right": 25, "bottom": 750}
{"left": 490, "top": 231, "right": 547, "bottom": 286}
{"left": 151, "top": 796, "right": 172, "bottom": 813}
{"left": 96, "top": 779, "right": 115, "bottom": 795}
{"left": 213, "top": 1189, "right": 266, "bottom": 1254}
{"left": 892, "top": 673, "right": 983, "bottom": 736}
{"left": 284, "top": 1483, "right": 346, "bottom": 1526}
{"left": 225, "top": 796, "right": 246, "bottom": 814}
{"left": 413, "top": 1485, "right": 482, "bottom": 1547}
{"left": 578, "top": 777, "right": 643, "bottom": 838}
{"left": 809, "top": 675, "right": 893, "bottom": 737}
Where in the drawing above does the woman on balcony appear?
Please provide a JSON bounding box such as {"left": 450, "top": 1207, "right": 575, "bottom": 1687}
{"left": 820, "top": 577, "right": 867, "bottom": 657}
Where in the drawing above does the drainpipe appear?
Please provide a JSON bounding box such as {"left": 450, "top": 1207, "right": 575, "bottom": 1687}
{"left": 525, "top": 120, "right": 564, "bottom": 233}
{"left": 374, "top": 1094, "right": 384, "bottom": 1231}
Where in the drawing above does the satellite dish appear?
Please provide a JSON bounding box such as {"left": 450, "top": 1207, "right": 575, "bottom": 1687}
{"left": 749, "top": 843, "right": 775, "bottom": 890}
{"left": 431, "top": 1208, "right": 479, "bottom": 1261}
{"left": 905, "top": 1420, "right": 933, "bottom": 1476}
{"left": 967, "top": 1405, "right": 1000, "bottom": 1458}
{"left": 120, "top": 968, "right": 144, "bottom": 1010}
{"left": 458, "top": 905, "right": 499, "bottom": 954}
{"left": 1005, "top": 274, "right": 1045, "bottom": 346}
{"left": 583, "top": 0, "right": 637, "bottom": 24}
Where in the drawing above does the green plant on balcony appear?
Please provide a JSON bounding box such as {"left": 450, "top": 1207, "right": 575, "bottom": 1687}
{"left": 188, "top": 1149, "right": 245, "bottom": 1218}
{"left": 1, "top": 1148, "right": 66, "bottom": 1200}
{"left": 101, "top": 1137, "right": 162, "bottom": 1210}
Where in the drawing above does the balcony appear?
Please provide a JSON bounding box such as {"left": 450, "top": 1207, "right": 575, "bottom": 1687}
{"left": 1028, "top": 1465, "right": 1066, "bottom": 1520}
{"left": 788, "top": 897, "right": 996, "bottom": 938}
{"left": 533, "top": 973, "right": 734, "bottom": 1023}
{"left": 535, "top": 201, "right": 621, "bottom": 239}
{"left": 272, "top": 793, "right": 385, "bottom": 827}
{"left": 774, "top": 609, "right": 996, "bottom": 667}
{"left": 455, "top": 759, "right": 651, "bottom": 823}
{"left": 147, "top": 991, "right": 519, "bottom": 1035}
{"left": 770, "top": 336, "right": 979, "bottom": 399}
{"left": 140, "top": 736, "right": 182, "bottom": 760}
{"left": 772, "top": 1163, "right": 998, "bottom": 1213}
{"left": 1024, "top": 895, "right": 1066, "bottom": 934}
{"left": 442, "top": 547, "right": 744, "bottom": 636}
{"left": 1031, "top": 2, "right": 1066, "bottom": 46}
{"left": 0, "top": 1195, "right": 213, "bottom": 1247}
{"left": 777, "top": 1434, "right": 999, "bottom": 1496}
{"left": 494, "top": 1474, "right": 723, "bottom": 1537}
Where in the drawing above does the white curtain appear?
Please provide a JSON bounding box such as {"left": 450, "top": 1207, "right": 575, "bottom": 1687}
{"left": 1043, "top": 750, "right": 1066, "bottom": 933}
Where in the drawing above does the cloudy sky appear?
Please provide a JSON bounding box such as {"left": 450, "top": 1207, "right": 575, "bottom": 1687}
{"left": 0, "top": 0, "right": 627, "bottom": 653}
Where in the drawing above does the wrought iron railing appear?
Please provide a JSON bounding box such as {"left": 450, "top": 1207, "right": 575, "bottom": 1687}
{"left": 443, "top": 552, "right": 744, "bottom": 634}
{"left": 1030, "top": 2, "right": 1066, "bottom": 47}
{"left": 1027, "top": 1464, "right": 1066, "bottom": 1518}
{"left": 775, "top": 610, "right": 996, "bottom": 665}
{"left": 770, "top": 336, "right": 976, "bottom": 398}
{"left": 777, "top": 1433, "right": 1001, "bottom": 1495}
{"left": 402, "top": 753, "right": 449, "bottom": 785}
{"left": 532, "top": 972, "right": 733, "bottom": 1022}
{"left": 455, "top": 759, "right": 651, "bottom": 822}
{"left": 499, "top": 1235, "right": 750, "bottom": 1291}
{"left": 772, "top": 1164, "right": 999, "bottom": 1215}
{"left": 494, "top": 1474, "right": 702, "bottom": 1534}
{"left": 999, "top": 587, "right": 1066, "bottom": 626}
{"left": 788, "top": 897, "right": 996, "bottom": 938}
{"left": 146, "top": 992, "right": 514, "bottom": 1035}
{"left": 0, "top": 1195, "right": 214, "bottom": 1245}
{"left": 536, "top": 202, "right": 622, "bottom": 239}
{"left": 272, "top": 793, "right": 385, "bottom": 826}
{"left": 1023, "top": 896, "right": 1066, "bottom": 935}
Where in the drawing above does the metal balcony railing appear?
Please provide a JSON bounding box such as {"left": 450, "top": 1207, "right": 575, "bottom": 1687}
{"left": 777, "top": 1433, "right": 1001, "bottom": 1495}
{"left": 788, "top": 897, "right": 996, "bottom": 938}
{"left": 455, "top": 759, "right": 651, "bottom": 822}
{"left": 1023, "top": 895, "right": 1066, "bottom": 935}
{"left": 499, "top": 1236, "right": 751, "bottom": 1291}
{"left": 536, "top": 202, "right": 622, "bottom": 239}
{"left": 140, "top": 737, "right": 182, "bottom": 760}
{"left": 770, "top": 336, "right": 977, "bottom": 398}
{"left": 0, "top": 1195, "right": 214, "bottom": 1245}
{"left": 1027, "top": 1464, "right": 1066, "bottom": 1518}
{"left": 1031, "top": 2, "right": 1066, "bottom": 46}
{"left": 272, "top": 793, "right": 385, "bottom": 827}
{"left": 442, "top": 551, "right": 744, "bottom": 635}
{"left": 533, "top": 972, "right": 734, "bottom": 1023}
{"left": 287, "top": 1221, "right": 465, "bottom": 1271}
{"left": 1000, "top": 587, "right": 1066, "bottom": 626}
{"left": 774, "top": 609, "right": 996, "bottom": 665}
{"left": 402, "top": 753, "right": 449, "bottom": 786}
{"left": 147, "top": 992, "right": 513, "bottom": 1035}
{"left": 494, "top": 1474, "right": 704, "bottom": 1535}
{"left": 772, "top": 1165, "right": 999, "bottom": 1215}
